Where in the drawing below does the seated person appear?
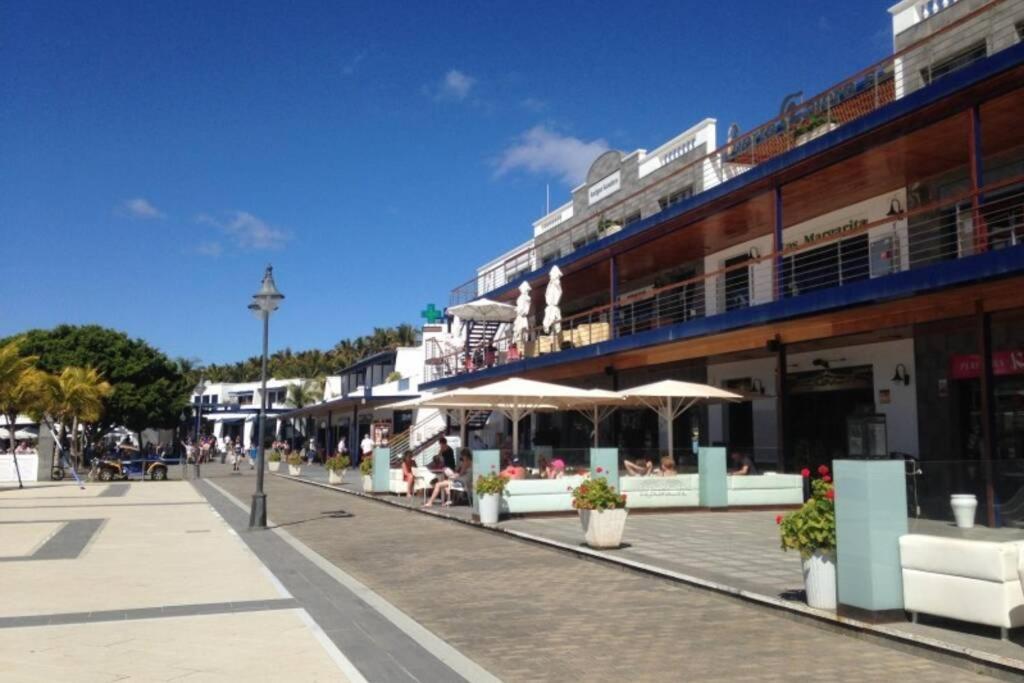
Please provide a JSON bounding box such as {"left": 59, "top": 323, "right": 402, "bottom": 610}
{"left": 501, "top": 457, "right": 527, "bottom": 480}
{"left": 656, "top": 455, "right": 677, "bottom": 476}
{"left": 545, "top": 458, "right": 566, "bottom": 479}
{"left": 728, "top": 450, "right": 758, "bottom": 475}
{"left": 536, "top": 455, "right": 550, "bottom": 478}
{"left": 423, "top": 449, "right": 473, "bottom": 507}
{"left": 400, "top": 450, "right": 416, "bottom": 497}
{"left": 623, "top": 457, "right": 654, "bottom": 476}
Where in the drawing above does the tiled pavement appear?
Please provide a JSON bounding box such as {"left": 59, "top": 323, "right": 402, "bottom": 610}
{"left": 209, "top": 466, "right": 1013, "bottom": 682}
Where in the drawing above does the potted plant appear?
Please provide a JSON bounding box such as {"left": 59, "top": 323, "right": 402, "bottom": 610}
{"left": 325, "top": 454, "right": 350, "bottom": 485}
{"left": 571, "top": 468, "right": 628, "bottom": 548}
{"left": 286, "top": 452, "right": 303, "bottom": 477}
{"left": 359, "top": 457, "right": 374, "bottom": 492}
{"left": 778, "top": 465, "right": 837, "bottom": 609}
{"left": 474, "top": 472, "right": 508, "bottom": 525}
{"left": 793, "top": 112, "right": 837, "bottom": 146}
{"left": 267, "top": 450, "right": 282, "bottom": 472}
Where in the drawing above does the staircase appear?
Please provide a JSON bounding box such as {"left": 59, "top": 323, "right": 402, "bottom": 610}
{"left": 466, "top": 320, "right": 502, "bottom": 351}
{"left": 465, "top": 410, "right": 491, "bottom": 430}
{"left": 388, "top": 410, "right": 449, "bottom": 466}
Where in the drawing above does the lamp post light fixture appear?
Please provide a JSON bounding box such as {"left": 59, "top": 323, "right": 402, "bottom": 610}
{"left": 249, "top": 265, "right": 284, "bottom": 529}
{"left": 192, "top": 379, "right": 205, "bottom": 479}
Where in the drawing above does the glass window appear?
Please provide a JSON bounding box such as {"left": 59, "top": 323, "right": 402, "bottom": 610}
{"left": 658, "top": 186, "right": 694, "bottom": 211}
{"left": 921, "top": 41, "right": 987, "bottom": 86}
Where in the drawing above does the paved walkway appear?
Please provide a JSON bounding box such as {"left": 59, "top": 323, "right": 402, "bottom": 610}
{"left": 0, "top": 479, "right": 355, "bottom": 682}
{"left": 211, "top": 467, "right": 1009, "bottom": 682}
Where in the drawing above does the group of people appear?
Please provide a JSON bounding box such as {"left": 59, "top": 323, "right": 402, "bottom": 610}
{"left": 623, "top": 455, "right": 678, "bottom": 477}
{"left": 0, "top": 440, "right": 36, "bottom": 455}
{"left": 185, "top": 435, "right": 254, "bottom": 471}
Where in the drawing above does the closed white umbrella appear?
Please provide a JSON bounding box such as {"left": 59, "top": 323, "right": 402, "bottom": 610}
{"left": 513, "top": 281, "right": 532, "bottom": 349}
{"left": 543, "top": 266, "right": 563, "bottom": 343}
{"left": 617, "top": 380, "right": 742, "bottom": 458}
{"left": 447, "top": 298, "right": 517, "bottom": 323}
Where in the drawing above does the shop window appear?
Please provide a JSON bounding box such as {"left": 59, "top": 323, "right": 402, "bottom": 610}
{"left": 723, "top": 254, "right": 751, "bottom": 311}
{"left": 782, "top": 234, "right": 869, "bottom": 297}
{"left": 658, "top": 186, "right": 694, "bottom": 211}
{"left": 624, "top": 211, "right": 641, "bottom": 226}
{"left": 921, "top": 41, "right": 987, "bottom": 86}
{"left": 237, "top": 393, "right": 253, "bottom": 406}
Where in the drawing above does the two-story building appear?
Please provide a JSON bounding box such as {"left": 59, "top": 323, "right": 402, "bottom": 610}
{"left": 425, "top": 0, "right": 1024, "bottom": 520}
{"left": 193, "top": 378, "right": 307, "bottom": 448}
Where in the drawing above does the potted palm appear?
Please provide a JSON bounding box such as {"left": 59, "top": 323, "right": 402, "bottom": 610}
{"left": 286, "top": 452, "right": 303, "bottom": 476}
{"left": 268, "top": 450, "right": 282, "bottom": 472}
{"left": 360, "top": 458, "right": 373, "bottom": 492}
{"left": 474, "top": 471, "right": 508, "bottom": 525}
{"left": 571, "top": 468, "right": 628, "bottom": 548}
{"left": 325, "top": 454, "right": 350, "bottom": 485}
{"left": 778, "top": 465, "right": 837, "bottom": 609}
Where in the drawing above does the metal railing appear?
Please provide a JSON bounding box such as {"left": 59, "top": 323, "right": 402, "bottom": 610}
{"left": 427, "top": 181, "right": 1024, "bottom": 382}
{"left": 448, "top": 0, "right": 1020, "bottom": 306}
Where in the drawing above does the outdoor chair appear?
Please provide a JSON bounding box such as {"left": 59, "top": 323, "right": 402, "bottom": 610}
{"left": 445, "top": 479, "right": 471, "bottom": 506}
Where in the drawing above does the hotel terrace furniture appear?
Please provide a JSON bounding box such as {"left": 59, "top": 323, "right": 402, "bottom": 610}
{"left": 898, "top": 534, "right": 1024, "bottom": 640}
{"left": 500, "top": 473, "right": 802, "bottom": 515}
{"left": 0, "top": 451, "right": 38, "bottom": 483}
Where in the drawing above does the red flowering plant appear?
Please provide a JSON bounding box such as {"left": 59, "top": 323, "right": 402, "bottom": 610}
{"left": 570, "top": 467, "right": 626, "bottom": 511}
{"left": 777, "top": 464, "right": 836, "bottom": 559}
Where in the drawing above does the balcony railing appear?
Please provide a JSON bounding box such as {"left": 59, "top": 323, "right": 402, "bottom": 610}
{"left": 427, "top": 181, "right": 1024, "bottom": 383}
{"left": 448, "top": 0, "right": 1018, "bottom": 306}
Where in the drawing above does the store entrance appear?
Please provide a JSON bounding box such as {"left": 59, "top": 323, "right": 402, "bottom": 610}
{"left": 786, "top": 365, "right": 875, "bottom": 471}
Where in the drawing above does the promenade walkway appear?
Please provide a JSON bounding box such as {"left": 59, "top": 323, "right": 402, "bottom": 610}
{"left": 211, "top": 467, "right": 1010, "bottom": 682}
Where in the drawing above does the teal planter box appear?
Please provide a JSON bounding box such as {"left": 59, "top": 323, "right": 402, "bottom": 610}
{"left": 589, "top": 448, "right": 619, "bottom": 491}
{"left": 698, "top": 447, "right": 727, "bottom": 508}
{"left": 372, "top": 447, "right": 390, "bottom": 493}
{"left": 834, "top": 459, "right": 908, "bottom": 614}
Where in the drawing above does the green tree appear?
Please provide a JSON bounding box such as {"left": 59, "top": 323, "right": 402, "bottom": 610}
{"left": 4, "top": 325, "right": 191, "bottom": 441}
{"left": 35, "top": 366, "right": 113, "bottom": 465}
{"left": 0, "top": 342, "right": 47, "bottom": 488}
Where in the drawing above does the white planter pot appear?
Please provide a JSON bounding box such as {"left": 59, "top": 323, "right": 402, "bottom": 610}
{"left": 268, "top": 461, "right": 281, "bottom": 472}
{"left": 362, "top": 475, "right": 373, "bottom": 492}
{"left": 579, "top": 508, "right": 628, "bottom": 549}
{"left": 478, "top": 493, "right": 501, "bottom": 525}
{"left": 328, "top": 469, "right": 344, "bottom": 485}
{"left": 950, "top": 494, "right": 978, "bottom": 529}
{"left": 801, "top": 551, "right": 837, "bottom": 610}
{"left": 288, "top": 464, "right": 302, "bottom": 476}
{"left": 795, "top": 121, "right": 839, "bottom": 146}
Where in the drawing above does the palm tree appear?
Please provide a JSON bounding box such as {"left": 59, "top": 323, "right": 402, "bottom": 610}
{"left": 284, "top": 378, "right": 324, "bottom": 448}
{"left": 0, "top": 342, "right": 47, "bottom": 488}
{"left": 36, "top": 366, "right": 113, "bottom": 468}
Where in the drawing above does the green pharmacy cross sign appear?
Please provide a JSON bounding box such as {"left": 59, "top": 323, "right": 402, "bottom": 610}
{"left": 420, "top": 303, "right": 443, "bottom": 323}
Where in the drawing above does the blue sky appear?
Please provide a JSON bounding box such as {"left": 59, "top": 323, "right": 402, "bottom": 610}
{"left": 1, "top": 1, "right": 895, "bottom": 365}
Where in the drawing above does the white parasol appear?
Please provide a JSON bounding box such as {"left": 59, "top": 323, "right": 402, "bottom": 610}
{"left": 542, "top": 266, "right": 563, "bottom": 341}
{"left": 447, "top": 298, "right": 517, "bottom": 323}
{"left": 513, "top": 281, "right": 532, "bottom": 348}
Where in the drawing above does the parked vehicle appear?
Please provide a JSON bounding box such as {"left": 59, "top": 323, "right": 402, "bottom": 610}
{"left": 94, "top": 451, "right": 181, "bottom": 482}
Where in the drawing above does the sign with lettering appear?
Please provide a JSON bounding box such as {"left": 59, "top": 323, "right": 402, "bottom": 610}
{"left": 786, "top": 218, "right": 868, "bottom": 250}
{"left": 588, "top": 170, "right": 621, "bottom": 206}
{"left": 950, "top": 351, "right": 1024, "bottom": 379}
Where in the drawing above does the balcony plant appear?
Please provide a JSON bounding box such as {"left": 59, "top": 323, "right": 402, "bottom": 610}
{"left": 792, "top": 113, "right": 837, "bottom": 145}
{"left": 359, "top": 456, "right": 374, "bottom": 492}
{"left": 325, "top": 454, "right": 350, "bottom": 485}
{"left": 474, "top": 471, "right": 508, "bottom": 525}
{"left": 777, "top": 465, "right": 837, "bottom": 609}
{"left": 571, "top": 468, "right": 628, "bottom": 548}
{"left": 286, "top": 452, "right": 303, "bottom": 476}
{"left": 268, "top": 449, "right": 282, "bottom": 473}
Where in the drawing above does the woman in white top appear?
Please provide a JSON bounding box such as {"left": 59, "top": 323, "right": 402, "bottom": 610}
{"left": 422, "top": 450, "right": 473, "bottom": 507}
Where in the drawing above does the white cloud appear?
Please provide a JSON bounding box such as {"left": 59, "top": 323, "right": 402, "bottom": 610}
{"left": 436, "top": 69, "right": 475, "bottom": 100}
{"left": 197, "top": 211, "right": 290, "bottom": 250}
{"left": 495, "top": 125, "right": 609, "bottom": 185}
{"left": 118, "top": 197, "right": 164, "bottom": 220}
{"left": 520, "top": 97, "right": 547, "bottom": 113}
{"left": 196, "top": 241, "right": 223, "bottom": 257}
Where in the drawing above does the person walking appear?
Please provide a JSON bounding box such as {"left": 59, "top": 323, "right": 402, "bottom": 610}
{"left": 360, "top": 432, "right": 374, "bottom": 466}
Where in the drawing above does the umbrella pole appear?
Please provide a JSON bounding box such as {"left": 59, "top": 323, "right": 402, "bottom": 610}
{"left": 593, "top": 406, "right": 599, "bottom": 447}
{"left": 665, "top": 400, "right": 674, "bottom": 460}
{"left": 512, "top": 408, "right": 519, "bottom": 456}
{"left": 459, "top": 408, "right": 467, "bottom": 448}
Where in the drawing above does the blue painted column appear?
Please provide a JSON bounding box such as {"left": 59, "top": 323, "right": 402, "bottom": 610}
{"left": 698, "top": 447, "right": 727, "bottom": 508}
{"left": 371, "top": 447, "right": 390, "bottom": 493}
{"left": 834, "top": 459, "right": 908, "bottom": 617}
{"left": 472, "top": 449, "right": 500, "bottom": 515}
{"left": 589, "top": 448, "right": 619, "bottom": 492}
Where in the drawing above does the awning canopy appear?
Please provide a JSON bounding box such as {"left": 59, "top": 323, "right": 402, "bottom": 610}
{"left": 447, "top": 298, "right": 517, "bottom": 323}
{"left": 617, "top": 380, "right": 742, "bottom": 456}
{"left": 275, "top": 393, "right": 420, "bottom": 421}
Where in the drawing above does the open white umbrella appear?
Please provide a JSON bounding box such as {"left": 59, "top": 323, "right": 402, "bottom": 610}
{"left": 513, "top": 281, "right": 532, "bottom": 349}
{"left": 447, "top": 298, "right": 517, "bottom": 323}
{"left": 542, "top": 266, "right": 563, "bottom": 344}
{"left": 568, "top": 389, "right": 626, "bottom": 447}
{"left": 617, "top": 380, "right": 742, "bottom": 458}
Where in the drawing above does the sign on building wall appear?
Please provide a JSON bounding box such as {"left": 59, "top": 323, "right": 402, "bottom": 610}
{"left": 588, "top": 170, "right": 621, "bottom": 206}
{"left": 950, "top": 351, "right": 1024, "bottom": 379}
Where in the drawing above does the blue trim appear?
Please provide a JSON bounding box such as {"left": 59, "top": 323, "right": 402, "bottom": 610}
{"left": 424, "top": 246, "right": 1024, "bottom": 390}
{"left": 473, "top": 41, "right": 1024, "bottom": 303}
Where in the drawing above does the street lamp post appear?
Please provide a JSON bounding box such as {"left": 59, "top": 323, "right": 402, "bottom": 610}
{"left": 193, "top": 379, "right": 205, "bottom": 479}
{"left": 248, "top": 265, "right": 284, "bottom": 529}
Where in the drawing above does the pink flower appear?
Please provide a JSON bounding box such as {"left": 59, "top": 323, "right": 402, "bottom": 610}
{"left": 818, "top": 464, "right": 830, "bottom": 476}
{"left": 825, "top": 489, "right": 835, "bottom": 501}
{"left": 822, "top": 475, "right": 832, "bottom": 483}
{"left": 801, "top": 468, "right": 810, "bottom": 478}
{"left": 596, "top": 467, "right": 603, "bottom": 474}
{"left": 775, "top": 515, "right": 783, "bottom": 525}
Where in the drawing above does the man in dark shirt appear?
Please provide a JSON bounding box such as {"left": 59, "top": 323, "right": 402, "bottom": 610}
{"left": 729, "top": 450, "right": 758, "bottom": 475}
{"left": 438, "top": 436, "right": 456, "bottom": 470}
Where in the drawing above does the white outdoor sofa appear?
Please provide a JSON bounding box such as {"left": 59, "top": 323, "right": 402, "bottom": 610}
{"left": 387, "top": 467, "right": 436, "bottom": 496}
{"left": 899, "top": 534, "right": 1024, "bottom": 640}
{"left": 727, "top": 473, "right": 803, "bottom": 506}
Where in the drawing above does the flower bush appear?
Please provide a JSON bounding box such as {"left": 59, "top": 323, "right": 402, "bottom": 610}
{"left": 286, "top": 453, "right": 303, "bottom": 467}
{"left": 777, "top": 465, "right": 835, "bottom": 559}
{"left": 359, "top": 458, "right": 373, "bottom": 475}
{"left": 475, "top": 472, "right": 509, "bottom": 496}
{"left": 325, "top": 455, "right": 350, "bottom": 472}
{"left": 792, "top": 112, "right": 835, "bottom": 138}
{"left": 571, "top": 471, "right": 626, "bottom": 511}
{"left": 268, "top": 450, "right": 281, "bottom": 463}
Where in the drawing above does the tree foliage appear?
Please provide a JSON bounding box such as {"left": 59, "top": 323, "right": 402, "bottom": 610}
{"left": 194, "top": 324, "right": 418, "bottom": 384}
{"left": 3, "top": 325, "right": 190, "bottom": 435}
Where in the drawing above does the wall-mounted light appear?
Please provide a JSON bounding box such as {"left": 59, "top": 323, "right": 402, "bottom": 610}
{"left": 750, "top": 378, "right": 766, "bottom": 395}
{"left": 748, "top": 246, "right": 761, "bottom": 259}
{"left": 892, "top": 363, "right": 911, "bottom": 386}
{"left": 886, "top": 198, "right": 905, "bottom": 217}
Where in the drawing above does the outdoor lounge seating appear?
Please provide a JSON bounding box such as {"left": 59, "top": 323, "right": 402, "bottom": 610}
{"left": 898, "top": 534, "right": 1024, "bottom": 640}
{"left": 388, "top": 466, "right": 434, "bottom": 496}
{"left": 726, "top": 473, "right": 803, "bottom": 506}
{"left": 620, "top": 474, "right": 699, "bottom": 508}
